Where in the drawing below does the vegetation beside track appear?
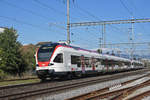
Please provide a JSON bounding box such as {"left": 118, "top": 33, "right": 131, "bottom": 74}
{"left": 0, "top": 28, "right": 37, "bottom": 80}
{"left": 0, "top": 75, "right": 39, "bottom": 86}
{"left": 0, "top": 78, "right": 40, "bottom": 86}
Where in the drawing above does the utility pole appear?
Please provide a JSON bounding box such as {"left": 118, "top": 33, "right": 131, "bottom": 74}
{"left": 131, "top": 17, "right": 135, "bottom": 60}
{"left": 103, "top": 24, "right": 106, "bottom": 48}
{"left": 128, "top": 27, "right": 132, "bottom": 59}
{"left": 67, "top": 0, "right": 70, "bottom": 45}
{"left": 101, "top": 25, "right": 104, "bottom": 48}
{"left": 99, "top": 37, "right": 102, "bottom": 48}
{"left": 101, "top": 24, "right": 106, "bottom": 48}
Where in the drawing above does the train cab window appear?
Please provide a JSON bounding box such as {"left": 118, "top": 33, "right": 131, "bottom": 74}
{"left": 54, "top": 53, "right": 63, "bottom": 63}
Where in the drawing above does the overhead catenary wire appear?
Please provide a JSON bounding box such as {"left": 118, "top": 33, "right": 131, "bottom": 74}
{"left": 0, "top": 0, "right": 95, "bottom": 48}
{"left": 71, "top": 33, "right": 98, "bottom": 47}
{"left": 0, "top": 15, "right": 66, "bottom": 37}
{"left": 119, "top": 0, "right": 133, "bottom": 16}
{"left": 58, "top": 0, "right": 127, "bottom": 47}
{"left": 33, "top": 0, "right": 80, "bottom": 22}
{"left": 74, "top": 4, "right": 127, "bottom": 34}
{"left": 121, "top": 0, "right": 148, "bottom": 33}
{"left": 70, "top": 6, "right": 129, "bottom": 44}
{"left": 72, "top": 3, "right": 129, "bottom": 48}
{"left": 71, "top": 30, "right": 98, "bottom": 44}
{"left": 71, "top": 28, "right": 99, "bottom": 45}
{"left": 127, "top": 0, "right": 148, "bottom": 42}
{"left": 57, "top": 0, "right": 89, "bottom": 22}
{"left": 0, "top": 16, "right": 45, "bottom": 29}
{"left": 119, "top": 0, "right": 136, "bottom": 59}
{"left": 71, "top": 26, "right": 100, "bottom": 39}
{"left": 75, "top": 5, "right": 100, "bottom": 21}
{"left": 33, "top": 0, "right": 65, "bottom": 16}
{"left": 73, "top": 35, "right": 98, "bottom": 48}
{"left": 73, "top": 2, "right": 150, "bottom": 54}
{"left": 69, "top": 29, "right": 100, "bottom": 48}
{"left": 1, "top": 0, "right": 66, "bottom": 30}
{"left": 57, "top": 0, "right": 104, "bottom": 45}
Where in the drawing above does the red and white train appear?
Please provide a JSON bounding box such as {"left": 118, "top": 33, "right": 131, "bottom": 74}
{"left": 35, "top": 43, "right": 144, "bottom": 81}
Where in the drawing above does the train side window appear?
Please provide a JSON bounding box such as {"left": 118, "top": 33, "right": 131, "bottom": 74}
{"left": 95, "top": 58, "right": 100, "bottom": 67}
{"left": 71, "top": 55, "right": 81, "bottom": 67}
{"left": 54, "top": 53, "right": 63, "bottom": 63}
{"left": 85, "top": 57, "right": 90, "bottom": 67}
{"left": 101, "top": 59, "right": 105, "bottom": 65}
{"left": 71, "top": 55, "right": 76, "bottom": 64}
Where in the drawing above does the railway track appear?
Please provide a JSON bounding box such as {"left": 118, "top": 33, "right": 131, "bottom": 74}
{"left": 66, "top": 70, "right": 150, "bottom": 100}
{"left": 0, "top": 69, "right": 149, "bottom": 100}
{"left": 87, "top": 78, "right": 150, "bottom": 100}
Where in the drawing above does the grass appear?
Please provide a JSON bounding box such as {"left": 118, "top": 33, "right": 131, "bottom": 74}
{"left": 0, "top": 77, "right": 40, "bottom": 87}
{"left": 2, "top": 74, "right": 37, "bottom": 80}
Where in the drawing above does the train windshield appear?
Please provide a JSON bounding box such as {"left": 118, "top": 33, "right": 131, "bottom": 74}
{"left": 37, "top": 44, "right": 57, "bottom": 62}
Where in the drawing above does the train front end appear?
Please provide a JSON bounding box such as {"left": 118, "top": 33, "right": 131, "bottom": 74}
{"left": 35, "top": 43, "right": 61, "bottom": 80}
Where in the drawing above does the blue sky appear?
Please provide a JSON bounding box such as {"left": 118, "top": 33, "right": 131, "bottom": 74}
{"left": 0, "top": 0, "right": 150, "bottom": 52}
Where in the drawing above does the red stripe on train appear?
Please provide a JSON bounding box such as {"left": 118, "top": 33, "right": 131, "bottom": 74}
{"left": 38, "top": 62, "right": 49, "bottom": 67}
{"left": 38, "top": 45, "right": 62, "bottom": 67}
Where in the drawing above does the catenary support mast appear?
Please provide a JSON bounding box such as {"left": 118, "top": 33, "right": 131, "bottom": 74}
{"left": 67, "top": 0, "right": 70, "bottom": 45}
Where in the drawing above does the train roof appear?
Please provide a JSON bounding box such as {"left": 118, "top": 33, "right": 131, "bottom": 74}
{"left": 42, "top": 42, "right": 98, "bottom": 53}
{"left": 102, "top": 54, "right": 130, "bottom": 62}
{"left": 56, "top": 43, "right": 131, "bottom": 62}
{"left": 132, "top": 60, "right": 144, "bottom": 64}
{"left": 40, "top": 42, "right": 135, "bottom": 63}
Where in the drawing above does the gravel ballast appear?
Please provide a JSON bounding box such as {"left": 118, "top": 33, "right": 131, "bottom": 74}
{"left": 36, "top": 73, "right": 148, "bottom": 100}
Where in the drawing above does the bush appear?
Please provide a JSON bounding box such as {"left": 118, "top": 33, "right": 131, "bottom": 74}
{"left": 0, "top": 69, "right": 6, "bottom": 80}
{"left": 0, "top": 28, "right": 28, "bottom": 77}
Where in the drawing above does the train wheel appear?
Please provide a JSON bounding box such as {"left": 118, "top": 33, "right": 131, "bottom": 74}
{"left": 50, "top": 77, "right": 55, "bottom": 81}
{"left": 81, "top": 73, "right": 86, "bottom": 78}
{"left": 67, "top": 73, "right": 73, "bottom": 80}
{"left": 40, "top": 77, "right": 47, "bottom": 82}
{"left": 38, "top": 75, "right": 47, "bottom": 82}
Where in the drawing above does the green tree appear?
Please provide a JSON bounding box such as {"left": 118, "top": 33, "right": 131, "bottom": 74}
{"left": 21, "top": 44, "right": 36, "bottom": 72}
{"left": 0, "top": 28, "right": 27, "bottom": 77}
{"left": 97, "top": 49, "right": 102, "bottom": 54}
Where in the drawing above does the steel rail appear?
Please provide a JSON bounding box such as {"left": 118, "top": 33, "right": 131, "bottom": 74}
{"left": 66, "top": 72, "right": 150, "bottom": 100}
{"left": 111, "top": 79, "right": 150, "bottom": 100}
{"left": 85, "top": 76, "right": 150, "bottom": 100}
{"left": 0, "top": 69, "right": 148, "bottom": 100}
{"left": 128, "top": 90, "right": 150, "bottom": 100}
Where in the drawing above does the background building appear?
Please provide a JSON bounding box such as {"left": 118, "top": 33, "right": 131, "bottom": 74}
{"left": 0, "top": 27, "right": 5, "bottom": 33}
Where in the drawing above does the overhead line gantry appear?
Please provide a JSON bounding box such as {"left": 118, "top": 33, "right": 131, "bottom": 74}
{"left": 70, "top": 18, "right": 150, "bottom": 27}
{"left": 70, "top": 18, "right": 150, "bottom": 47}
{"left": 70, "top": 18, "right": 150, "bottom": 59}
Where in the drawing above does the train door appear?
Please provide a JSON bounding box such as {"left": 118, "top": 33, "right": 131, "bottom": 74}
{"left": 131, "top": 62, "right": 134, "bottom": 68}
{"left": 111, "top": 60, "right": 114, "bottom": 71}
{"left": 64, "top": 51, "right": 71, "bottom": 71}
{"left": 105, "top": 59, "right": 109, "bottom": 72}
{"left": 81, "top": 55, "right": 85, "bottom": 73}
{"left": 91, "top": 57, "right": 95, "bottom": 71}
